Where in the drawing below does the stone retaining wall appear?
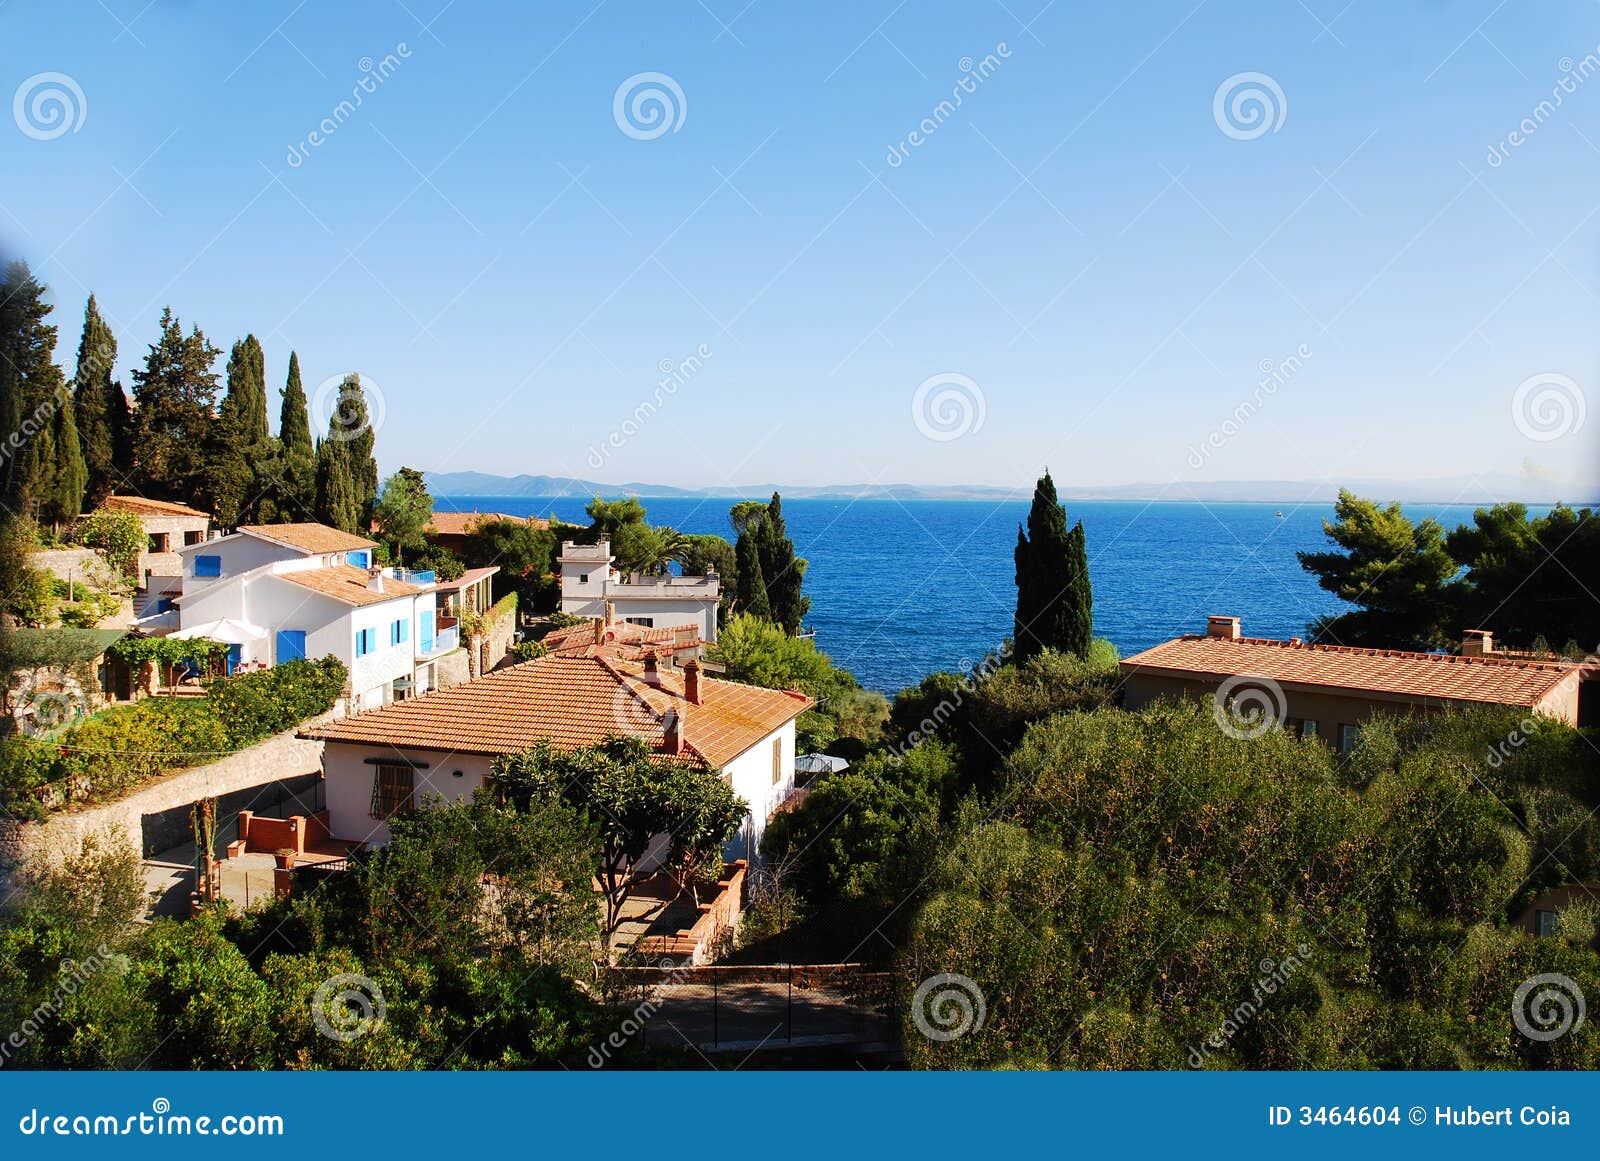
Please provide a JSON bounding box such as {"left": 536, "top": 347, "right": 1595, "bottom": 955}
{"left": 0, "top": 707, "right": 341, "bottom": 875}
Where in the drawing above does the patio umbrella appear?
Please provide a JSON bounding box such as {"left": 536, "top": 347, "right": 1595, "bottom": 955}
{"left": 795, "top": 753, "right": 849, "bottom": 776}
{"left": 168, "top": 618, "right": 268, "bottom": 644}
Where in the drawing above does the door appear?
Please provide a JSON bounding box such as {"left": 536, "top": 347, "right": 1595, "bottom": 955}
{"left": 276, "top": 630, "right": 307, "bottom": 664}
{"left": 225, "top": 644, "right": 242, "bottom": 675}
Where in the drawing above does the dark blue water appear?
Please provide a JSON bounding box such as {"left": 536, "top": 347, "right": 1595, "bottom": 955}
{"left": 437, "top": 495, "right": 1472, "bottom": 694}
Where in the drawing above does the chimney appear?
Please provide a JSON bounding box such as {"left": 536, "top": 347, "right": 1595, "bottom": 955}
{"left": 662, "top": 708, "right": 684, "bottom": 755}
{"left": 592, "top": 616, "right": 605, "bottom": 646}
{"left": 642, "top": 651, "right": 662, "bottom": 686}
{"left": 683, "top": 658, "right": 702, "bottom": 706}
{"left": 1206, "top": 615, "right": 1241, "bottom": 640}
{"left": 603, "top": 600, "right": 616, "bottom": 630}
{"left": 367, "top": 567, "right": 384, "bottom": 593}
{"left": 1462, "top": 629, "right": 1494, "bottom": 657}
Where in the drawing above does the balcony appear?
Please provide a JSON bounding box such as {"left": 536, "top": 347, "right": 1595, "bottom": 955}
{"left": 393, "top": 568, "right": 437, "bottom": 585}
{"left": 420, "top": 617, "right": 459, "bottom": 657}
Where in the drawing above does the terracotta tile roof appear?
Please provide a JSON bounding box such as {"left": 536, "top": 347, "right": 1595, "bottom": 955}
{"left": 1121, "top": 634, "right": 1580, "bottom": 708}
{"left": 426, "top": 511, "right": 550, "bottom": 536}
{"left": 277, "top": 564, "right": 423, "bottom": 607}
{"left": 104, "top": 495, "right": 210, "bottom": 519}
{"left": 238, "top": 523, "right": 377, "bottom": 554}
{"left": 304, "top": 654, "right": 811, "bottom": 768}
{"left": 431, "top": 565, "right": 500, "bottom": 592}
{"left": 542, "top": 618, "right": 701, "bottom": 660}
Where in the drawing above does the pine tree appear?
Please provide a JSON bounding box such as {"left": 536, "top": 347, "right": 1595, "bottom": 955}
{"left": 276, "top": 351, "right": 315, "bottom": 518}
{"left": 0, "top": 261, "right": 68, "bottom": 520}
{"left": 72, "top": 294, "right": 121, "bottom": 504}
{"left": 1013, "top": 471, "right": 1092, "bottom": 661}
{"left": 129, "top": 307, "right": 221, "bottom": 504}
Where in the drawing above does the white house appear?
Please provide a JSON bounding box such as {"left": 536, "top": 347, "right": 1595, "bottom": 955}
{"left": 559, "top": 540, "right": 721, "bottom": 644}
{"left": 302, "top": 652, "right": 811, "bottom": 862}
{"left": 137, "top": 523, "right": 457, "bottom": 711}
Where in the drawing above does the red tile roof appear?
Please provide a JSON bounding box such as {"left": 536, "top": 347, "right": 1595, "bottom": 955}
{"left": 104, "top": 495, "right": 210, "bottom": 519}
{"left": 541, "top": 618, "right": 700, "bottom": 659}
{"left": 303, "top": 654, "right": 810, "bottom": 768}
{"left": 1121, "top": 634, "right": 1581, "bottom": 708}
{"left": 277, "top": 564, "right": 424, "bottom": 607}
{"left": 426, "top": 511, "right": 550, "bottom": 536}
{"left": 238, "top": 523, "right": 377, "bottom": 554}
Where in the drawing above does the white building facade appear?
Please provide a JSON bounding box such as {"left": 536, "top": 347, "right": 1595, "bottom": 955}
{"left": 140, "top": 524, "right": 456, "bottom": 711}
{"left": 559, "top": 540, "right": 721, "bottom": 643}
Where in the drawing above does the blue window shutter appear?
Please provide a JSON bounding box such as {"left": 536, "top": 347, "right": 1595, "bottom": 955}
{"left": 420, "top": 609, "right": 434, "bottom": 651}
{"left": 194, "top": 555, "right": 221, "bottom": 578}
{"left": 349, "top": 550, "right": 369, "bottom": 568}
{"left": 276, "top": 630, "right": 306, "bottom": 662}
{"left": 395, "top": 618, "right": 408, "bottom": 644}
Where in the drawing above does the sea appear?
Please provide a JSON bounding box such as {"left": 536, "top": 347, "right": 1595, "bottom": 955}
{"left": 435, "top": 496, "right": 1487, "bottom": 695}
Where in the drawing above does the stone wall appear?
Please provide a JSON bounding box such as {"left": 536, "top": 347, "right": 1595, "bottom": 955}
{"left": 435, "top": 648, "right": 471, "bottom": 689}
{"left": 0, "top": 708, "right": 341, "bottom": 875}
{"left": 471, "top": 596, "right": 518, "bottom": 678}
{"left": 27, "top": 547, "right": 119, "bottom": 591}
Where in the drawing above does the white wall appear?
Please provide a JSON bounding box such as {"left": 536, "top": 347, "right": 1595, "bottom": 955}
{"left": 323, "top": 743, "right": 493, "bottom": 845}
{"left": 324, "top": 716, "right": 799, "bottom": 866}
{"left": 718, "top": 718, "right": 797, "bottom": 865}
{"left": 176, "top": 571, "right": 430, "bottom": 705}
{"left": 178, "top": 533, "right": 299, "bottom": 592}
{"left": 608, "top": 596, "right": 719, "bottom": 643}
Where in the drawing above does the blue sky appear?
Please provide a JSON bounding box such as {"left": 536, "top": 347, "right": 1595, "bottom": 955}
{"left": 2, "top": 0, "right": 1598, "bottom": 495}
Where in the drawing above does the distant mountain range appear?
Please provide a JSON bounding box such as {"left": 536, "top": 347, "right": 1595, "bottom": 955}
{"left": 424, "top": 470, "right": 1598, "bottom": 506}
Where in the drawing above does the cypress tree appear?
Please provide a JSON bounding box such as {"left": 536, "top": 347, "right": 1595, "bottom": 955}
{"left": 323, "top": 374, "right": 379, "bottom": 524}
{"left": 1013, "top": 471, "right": 1092, "bottom": 661}
{"left": 0, "top": 261, "right": 65, "bottom": 519}
{"left": 734, "top": 529, "right": 771, "bottom": 621}
{"left": 314, "top": 437, "right": 359, "bottom": 533}
{"left": 210, "top": 335, "right": 278, "bottom": 525}
{"left": 72, "top": 295, "right": 121, "bottom": 504}
{"left": 276, "top": 351, "right": 315, "bottom": 518}
{"left": 759, "top": 493, "right": 810, "bottom": 635}
{"left": 43, "top": 378, "right": 86, "bottom": 528}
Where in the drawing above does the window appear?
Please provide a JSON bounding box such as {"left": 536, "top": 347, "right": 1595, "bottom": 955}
{"left": 626, "top": 616, "right": 655, "bottom": 627}
{"left": 193, "top": 555, "right": 221, "bottom": 578}
{"left": 391, "top": 617, "right": 408, "bottom": 646}
{"left": 771, "top": 737, "right": 783, "bottom": 785}
{"left": 576, "top": 573, "right": 588, "bottom": 583}
{"left": 149, "top": 533, "right": 170, "bottom": 553}
{"left": 355, "top": 627, "right": 377, "bottom": 657}
{"left": 1537, "top": 910, "right": 1559, "bottom": 938}
{"left": 1338, "top": 724, "right": 1360, "bottom": 754}
{"left": 276, "top": 630, "right": 306, "bottom": 663}
{"left": 348, "top": 550, "right": 370, "bottom": 568}
{"left": 370, "top": 763, "right": 414, "bottom": 819}
{"left": 183, "top": 530, "right": 204, "bottom": 546}
{"left": 1300, "top": 720, "right": 1318, "bottom": 740}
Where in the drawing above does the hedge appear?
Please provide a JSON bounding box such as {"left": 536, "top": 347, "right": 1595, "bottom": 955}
{"left": 1, "top": 656, "right": 348, "bottom": 813}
